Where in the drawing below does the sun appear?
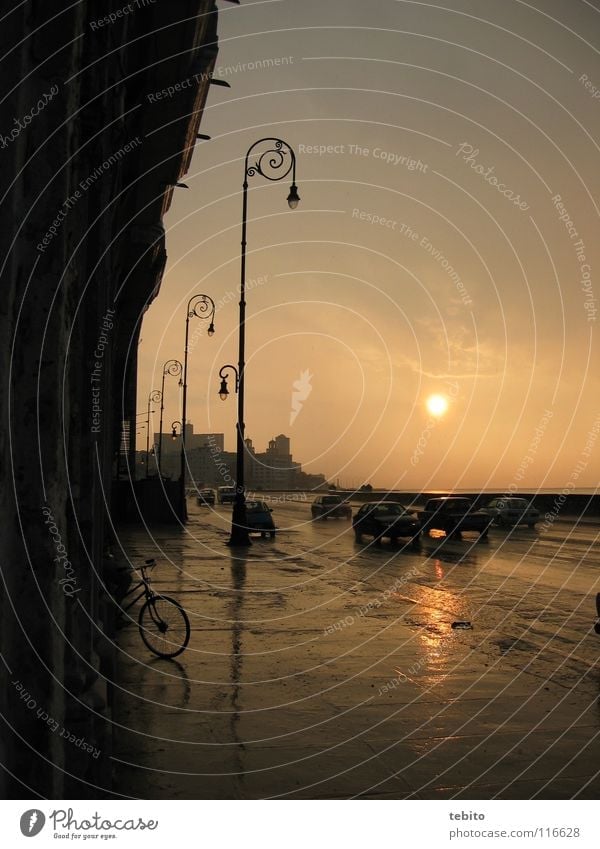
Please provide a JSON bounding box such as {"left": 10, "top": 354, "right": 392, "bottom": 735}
{"left": 426, "top": 394, "right": 449, "bottom": 418}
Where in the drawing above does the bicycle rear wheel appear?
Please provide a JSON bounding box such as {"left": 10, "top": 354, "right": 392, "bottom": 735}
{"left": 138, "top": 595, "right": 190, "bottom": 658}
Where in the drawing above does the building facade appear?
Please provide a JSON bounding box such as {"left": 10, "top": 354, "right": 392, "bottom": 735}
{"left": 0, "top": 0, "right": 223, "bottom": 798}
{"left": 141, "top": 430, "right": 328, "bottom": 492}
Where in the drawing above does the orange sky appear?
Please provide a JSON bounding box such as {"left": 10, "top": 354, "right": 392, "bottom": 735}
{"left": 139, "top": 0, "right": 599, "bottom": 491}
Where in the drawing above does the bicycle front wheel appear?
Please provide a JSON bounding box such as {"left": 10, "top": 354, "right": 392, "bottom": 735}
{"left": 138, "top": 595, "right": 190, "bottom": 658}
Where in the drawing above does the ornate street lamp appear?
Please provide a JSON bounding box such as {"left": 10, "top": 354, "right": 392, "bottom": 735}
{"left": 226, "top": 137, "right": 299, "bottom": 546}
{"left": 145, "top": 389, "right": 162, "bottom": 478}
{"left": 180, "top": 294, "right": 215, "bottom": 518}
{"left": 158, "top": 359, "right": 183, "bottom": 468}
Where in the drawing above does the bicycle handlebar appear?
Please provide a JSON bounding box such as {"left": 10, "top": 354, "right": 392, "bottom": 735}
{"left": 139, "top": 559, "right": 156, "bottom": 580}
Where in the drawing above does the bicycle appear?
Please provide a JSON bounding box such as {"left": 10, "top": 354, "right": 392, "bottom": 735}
{"left": 120, "top": 559, "right": 190, "bottom": 658}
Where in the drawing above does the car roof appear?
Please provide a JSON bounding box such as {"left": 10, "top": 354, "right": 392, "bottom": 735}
{"left": 362, "top": 501, "right": 407, "bottom": 508}
{"left": 489, "top": 497, "right": 529, "bottom": 505}
{"left": 427, "top": 496, "right": 472, "bottom": 502}
{"left": 429, "top": 495, "right": 473, "bottom": 501}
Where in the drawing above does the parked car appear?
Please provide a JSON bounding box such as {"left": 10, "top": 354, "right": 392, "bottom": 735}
{"left": 196, "top": 488, "right": 215, "bottom": 506}
{"left": 481, "top": 497, "right": 539, "bottom": 527}
{"left": 218, "top": 485, "right": 236, "bottom": 504}
{"left": 244, "top": 500, "right": 276, "bottom": 538}
{"left": 420, "top": 497, "right": 492, "bottom": 539}
{"left": 311, "top": 494, "right": 352, "bottom": 520}
{"left": 353, "top": 502, "right": 421, "bottom": 545}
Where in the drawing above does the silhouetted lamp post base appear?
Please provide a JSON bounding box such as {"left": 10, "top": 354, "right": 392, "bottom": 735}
{"left": 219, "top": 365, "right": 251, "bottom": 547}
{"left": 227, "top": 501, "right": 252, "bottom": 548}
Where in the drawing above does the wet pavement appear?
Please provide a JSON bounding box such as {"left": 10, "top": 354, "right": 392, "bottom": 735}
{"left": 111, "top": 499, "right": 600, "bottom": 799}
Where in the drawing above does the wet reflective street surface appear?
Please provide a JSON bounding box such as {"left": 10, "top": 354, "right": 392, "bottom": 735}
{"left": 113, "top": 500, "right": 600, "bottom": 799}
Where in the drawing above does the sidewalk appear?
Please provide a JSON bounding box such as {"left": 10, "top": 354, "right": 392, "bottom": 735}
{"left": 110, "top": 522, "right": 600, "bottom": 799}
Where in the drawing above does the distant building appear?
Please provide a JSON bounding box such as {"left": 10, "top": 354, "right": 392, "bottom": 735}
{"left": 246, "top": 434, "right": 301, "bottom": 490}
{"left": 148, "top": 425, "right": 225, "bottom": 481}
{"left": 146, "top": 427, "right": 327, "bottom": 491}
{"left": 154, "top": 425, "right": 224, "bottom": 455}
{"left": 244, "top": 433, "right": 326, "bottom": 491}
{"left": 268, "top": 434, "right": 290, "bottom": 457}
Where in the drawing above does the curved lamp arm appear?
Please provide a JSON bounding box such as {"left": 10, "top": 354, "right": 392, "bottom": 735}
{"left": 218, "top": 364, "right": 239, "bottom": 400}
{"left": 163, "top": 359, "right": 183, "bottom": 380}
{"left": 187, "top": 294, "right": 216, "bottom": 337}
{"left": 244, "top": 137, "right": 299, "bottom": 208}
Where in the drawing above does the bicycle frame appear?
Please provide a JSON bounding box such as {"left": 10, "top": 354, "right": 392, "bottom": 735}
{"left": 121, "top": 561, "right": 155, "bottom": 613}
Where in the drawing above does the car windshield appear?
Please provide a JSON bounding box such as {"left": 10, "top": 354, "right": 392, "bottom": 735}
{"left": 374, "top": 503, "right": 408, "bottom": 516}
{"left": 505, "top": 498, "right": 529, "bottom": 508}
{"left": 323, "top": 496, "right": 342, "bottom": 504}
{"left": 429, "top": 499, "right": 472, "bottom": 509}
{"left": 246, "top": 501, "right": 267, "bottom": 511}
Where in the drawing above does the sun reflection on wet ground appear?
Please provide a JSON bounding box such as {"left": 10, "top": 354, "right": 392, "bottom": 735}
{"left": 113, "top": 502, "right": 600, "bottom": 799}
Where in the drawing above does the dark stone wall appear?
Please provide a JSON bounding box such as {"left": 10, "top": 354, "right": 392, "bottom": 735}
{"left": 0, "top": 0, "right": 219, "bottom": 798}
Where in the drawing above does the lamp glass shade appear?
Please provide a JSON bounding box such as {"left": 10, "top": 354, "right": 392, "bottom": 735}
{"left": 287, "top": 184, "right": 300, "bottom": 209}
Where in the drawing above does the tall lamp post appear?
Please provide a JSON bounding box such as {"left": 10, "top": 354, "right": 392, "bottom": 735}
{"left": 125, "top": 412, "right": 151, "bottom": 480}
{"left": 181, "top": 294, "right": 216, "bottom": 518}
{"left": 158, "top": 359, "right": 183, "bottom": 469}
{"left": 145, "top": 389, "right": 162, "bottom": 478}
{"left": 220, "top": 137, "right": 300, "bottom": 547}
{"left": 136, "top": 423, "right": 147, "bottom": 477}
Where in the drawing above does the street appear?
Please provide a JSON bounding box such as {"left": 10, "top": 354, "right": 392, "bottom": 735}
{"left": 112, "top": 498, "right": 600, "bottom": 799}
